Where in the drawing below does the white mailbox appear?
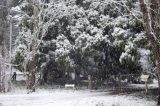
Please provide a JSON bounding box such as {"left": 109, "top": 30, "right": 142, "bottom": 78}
{"left": 140, "top": 74, "right": 149, "bottom": 82}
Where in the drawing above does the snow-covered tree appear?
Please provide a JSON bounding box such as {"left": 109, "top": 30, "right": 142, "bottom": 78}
{"left": 12, "top": 0, "right": 151, "bottom": 86}
{"left": 12, "top": 0, "right": 59, "bottom": 90}
{"left": 139, "top": 0, "right": 160, "bottom": 104}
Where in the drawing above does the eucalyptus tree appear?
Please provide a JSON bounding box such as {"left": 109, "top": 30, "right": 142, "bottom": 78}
{"left": 139, "top": 0, "right": 160, "bottom": 104}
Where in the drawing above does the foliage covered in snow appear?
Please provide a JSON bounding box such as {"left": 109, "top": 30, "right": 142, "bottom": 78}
{"left": 11, "top": 0, "right": 152, "bottom": 84}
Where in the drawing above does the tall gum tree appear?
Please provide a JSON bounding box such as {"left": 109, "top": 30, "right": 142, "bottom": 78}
{"left": 18, "top": 0, "right": 56, "bottom": 91}
{"left": 139, "top": 0, "right": 160, "bottom": 105}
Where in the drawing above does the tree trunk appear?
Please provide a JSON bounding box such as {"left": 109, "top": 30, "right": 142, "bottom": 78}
{"left": 150, "top": 1, "right": 160, "bottom": 105}
{"left": 25, "top": 0, "right": 39, "bottom": 92}
{"left": 139, "top": 0, "right": 160, "bottom": 105}
{"left": 26, "top": 55, "right": 36, "bottom": 92}
{"left": 0, "top": 0, "right": 8, "bottom": 93}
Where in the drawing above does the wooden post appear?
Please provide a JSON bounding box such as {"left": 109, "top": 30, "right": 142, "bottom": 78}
{"left": 145, "top": 81, "right": 148, "bottom": 94}
{"left": 119, "top": 75, "right": 122, "bottom": 91}
{"left": 88, "top": 75, "right": 92, "bottom": 90}
{"left": 140, "top": 74, "right": 149, "bottom": 94}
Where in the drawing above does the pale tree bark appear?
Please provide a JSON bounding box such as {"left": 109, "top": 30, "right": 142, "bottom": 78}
{"left": 25, "top": 0, "right": 47, "bottom": 91}
{"left": 139, "top": 0, "right": 160, "bottom": 105}
{"left": 26, "top": 58, "right": 36, "bottom": 91}
{"left": 21, "top": 0, "right": 56, "bottom": 91}
{"left": 0, "top": 0, "right": 8, "bottom": 93}
{"left": 26, "top": 1, "right": 38, "bottom": 91}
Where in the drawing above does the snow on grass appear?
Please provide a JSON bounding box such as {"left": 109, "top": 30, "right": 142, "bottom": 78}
{"left": 127, "top": 83, "right": 158, "bottom": 89}
{"left": 0, "top": 89, "right": 156, "bottom": 106}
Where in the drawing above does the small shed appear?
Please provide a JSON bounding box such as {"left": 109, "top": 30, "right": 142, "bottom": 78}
{"left": 6, "top": 68, "right": 28, "bottom": 82}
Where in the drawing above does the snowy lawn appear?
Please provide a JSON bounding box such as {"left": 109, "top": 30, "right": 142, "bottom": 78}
{"left": 0, "top": 89, "right": 156, "bottom": 106}
{"left": 126, "top": 83, "right": 158, "bottom": 89}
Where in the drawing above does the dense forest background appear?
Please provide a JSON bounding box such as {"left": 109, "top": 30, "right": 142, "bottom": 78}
{"left": 0, "top": 0, "right": 155, "bottom": 88}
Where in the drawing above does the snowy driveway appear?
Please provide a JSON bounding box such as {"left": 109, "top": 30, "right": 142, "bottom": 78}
{"left": 0, "top": 89, "right": 156, "bottom": 106}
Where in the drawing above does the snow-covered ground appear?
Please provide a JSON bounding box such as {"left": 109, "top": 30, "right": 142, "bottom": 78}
{"left": 0, "top": 89, "right": 156, "bottom": 106}
{"left": 127, "top": 83, "right": 158, "bottom": 89}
